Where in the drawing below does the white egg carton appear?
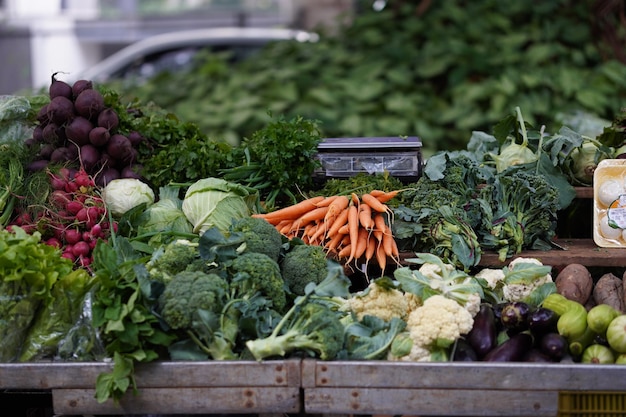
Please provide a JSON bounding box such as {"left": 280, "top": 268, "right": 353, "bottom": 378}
{"left": 593, "top": 159, "right": 626, "bottom": 247}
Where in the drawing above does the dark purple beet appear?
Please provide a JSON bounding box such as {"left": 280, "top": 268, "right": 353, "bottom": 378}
{"left": 50, "top": 147, "right": 75, "bottom": 164}
{"left": 32, "top": 125, "right": 44, "bottom": 142}
{"left": 95, "top": 167, "right": 120, "bottom": 187}
{"left": 72, "top": 79, "right": 93, "bottom": 99}
{"left": 74, "top": 89, "right": 104, "bottom": 120}
{"left": 121, "top": 146, "right": 139, "bottom": 165}
{"left": 42, "top": 123, "right": 61, "bottom": 144}
{"left": 49, "top": 73, "right": 73, "bottom": 99}
{"left": 24, "top": 138, "right": 37, "bottom": 147}
{"left": 38, "top": 143, "right": 55, "bottom": 160}
{"left": 27, "top": 159, "right": 49, "bottom": 172}
{"left": 36, "top": 104, "right": 50, "bottom": 125}
{"left": 89, "top": 126, "right": 111, "bottom": 147}
{"left": 47, "top": 96, "right": 75, "bottom": 125}
{"left": 107, "top": 134, "right": 132, "bottom": 160}
{"left": 65, "top": 116, "right": 94, "bottom": 146}
{"left": 97, "top": 108, "right": 119, "bottom": 131}
{"left": 127, "top": 131, "right": 145, "bottom": 147}
{"left": 121, "top": 164, "right": 144, "bottom": 179}
{"left": 79, "top": 144, "right": 100, "bottom": 172}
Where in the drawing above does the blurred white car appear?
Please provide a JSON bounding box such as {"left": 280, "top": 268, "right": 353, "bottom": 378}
{"left": 74, "top": 27, "right": 319, "bottom": 84}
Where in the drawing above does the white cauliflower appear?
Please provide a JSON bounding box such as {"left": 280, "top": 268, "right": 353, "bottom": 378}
{"left": 406, "top": 294, "right": 474, "bottom": 349}
{"left": 342, "top": 277, "right": 410, "bottom": 321}
{"left": 474, "top": 268, "right": 505, "bottom": 290}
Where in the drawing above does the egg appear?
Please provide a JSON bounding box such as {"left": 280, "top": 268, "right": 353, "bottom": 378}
{"left": 600, "top": 213, "right": 623, "bottom": 240}
{"left": 598, "top": 179, "right": 625, "bottom": 207}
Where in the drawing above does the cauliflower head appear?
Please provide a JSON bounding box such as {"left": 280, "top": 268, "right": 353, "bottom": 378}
{"left": 503, "top": 257, "right": 554, "bottom": 303}
{"left": 343, "top": 278, "right": 410, "bottom": 322}
{"left": 406, "top": 294, "right": 474, "bottom": 349}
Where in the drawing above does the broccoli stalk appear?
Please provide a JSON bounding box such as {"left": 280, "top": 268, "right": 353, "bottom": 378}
{"left": 245, "top": 260, "right": 351, "bottom": 361}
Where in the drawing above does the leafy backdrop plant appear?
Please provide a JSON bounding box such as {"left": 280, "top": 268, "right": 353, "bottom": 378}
{"left": 107, "top": 0, "right": 626, "bottom": 155}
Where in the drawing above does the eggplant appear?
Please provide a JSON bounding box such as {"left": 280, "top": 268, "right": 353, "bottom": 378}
{"left": 483, "top": 332, "right": 533, "bottom": 362}
{"left": 466, "top": 304, "right": 497, "bottom": 358}
{"left": 527, "top": 307, "right": 559, "bottom": 337}
{"left": 451, "top": 339, "right": 478, "bottom": 361}
{"left": 539, "top": 332, "right": 568, "bottom": 361}
{"left": 523, "top": 348, "right": 555, "bottom": 363}
{"left": 499, "top": 301, "right": 531, "bottom": 332}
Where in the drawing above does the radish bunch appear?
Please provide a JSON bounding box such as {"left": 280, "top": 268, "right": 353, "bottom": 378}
{"left": 27, "top": 73, "right": 146, "bottom": 187}
{"left": 9, "top": 167, "right": 116, "bottom": 269}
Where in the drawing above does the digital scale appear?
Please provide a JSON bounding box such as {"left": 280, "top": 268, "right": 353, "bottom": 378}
{"left": 314, "top": 136, "right": 423, "bottom": 182}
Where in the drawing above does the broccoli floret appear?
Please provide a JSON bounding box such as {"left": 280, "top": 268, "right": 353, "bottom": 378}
{"left": 245, "top": 302, "right": 345, "bottom": 360}
{"left": 157, "top": 270, "right": 237, "bottom": 360}
{"left": 147, "top": 239, "right": 200, "bottom": 283}
{"left": 230, "top": 216, "right": 283, "bottom": 262}
{"left": 280, "top": 244, "right": 329, "bottom": 295}
{"left": 230, "top": 252, "right": 287, "bottom": 312}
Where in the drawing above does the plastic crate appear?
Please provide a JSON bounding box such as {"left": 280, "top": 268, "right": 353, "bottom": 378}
{"left": 558, "top": 391, "right": 626, "bottom": 417}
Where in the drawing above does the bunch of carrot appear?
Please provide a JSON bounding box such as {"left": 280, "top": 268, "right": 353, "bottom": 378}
{"left": 252, "top": 190, "right": 401, "bottom": 273}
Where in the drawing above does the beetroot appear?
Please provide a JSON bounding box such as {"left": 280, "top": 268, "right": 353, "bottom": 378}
{"left": 97, "top": 108, "right": 119, "bottom": 131}
{"left": 47, "top": 96, "right": 75, "bottom": 125}
{"left": 49, "top": 73, "right": 73, "bottom": 99}
{"left": 27, "top": 159, "right": 49, "bottom": 172}
{"left": 127, "top": 131, "right": 146, "bottom": 147}
{"left": 36, "top": 104, "right": 50, "bottom": 125}
{"left": 50, "top": 147, "right": 75, "bottom": 164}
{"left": 95, "top": 167, "right": 120, "bottom": 186}
{"left": 32, "top": 125, "right": 44, "bottom": 142}
{"left": 79, "top": 144, "right": 100, "bottom": 172}
{"left": 121, "top": 164, "right": 144, "bottom": 179}
{"left": 65, "top": 116, "right": 94, "bottom": 146}
{"left": 89, "top": 126, "right": 111, "bottom": 147}
{"left": 74, "top": 89, "right": 104, "bottom": 120}
{"left": 106, "top": 134, "right": 132, "bottom": 161}
{"left": 42, "top": 123, "right": 61, "bottom": 144}
{"left": 72, "top": 79, "right": 93, "bottom": 99}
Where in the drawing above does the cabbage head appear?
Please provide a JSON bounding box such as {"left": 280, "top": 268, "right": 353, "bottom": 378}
{"left": 182, "top": 177, "right": 258, "bottom": 235}
{"left": 102, "top": 178, "right": 155, "bottom": 217}
{"left": 138, "top": 186, "right": 192, "bottom": 235}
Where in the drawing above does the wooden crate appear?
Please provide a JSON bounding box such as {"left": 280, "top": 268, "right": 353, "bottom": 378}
{"left": 0, "top": 360, "right": 302, "bottom": 415}
{"left": 301, "top": 360, "right": 626, "bottom": 416}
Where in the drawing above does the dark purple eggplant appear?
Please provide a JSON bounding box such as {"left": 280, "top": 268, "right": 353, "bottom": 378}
{"left": 467, "top": 304, "right": 497, "bottom": 358}
{"left": 523, "top": 348, "right": 555, "bottom": 363}
{"left": 499, "top": 301, "right": 531, "bottom": 332}
{"left": 451, "top": 339, "right": 478, "bottom": 361}
{"left": 483, "top": 332, "right": 533, "bottom": 362}
{"left": 527, "top": 307, "right": 559, "bottom": 337}
{"left": 539, "top": 332, "right": 568, "bottom": 361}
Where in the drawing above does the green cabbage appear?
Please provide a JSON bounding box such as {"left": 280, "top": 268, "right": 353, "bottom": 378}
{"left": 138, "top": 186, "right": 192, "bottom": 235}
{"left": 182, "top": 178, "right": 258, "bottom": 235}
{"left": 102, "top": 178, "right": 155, "bottom": 216}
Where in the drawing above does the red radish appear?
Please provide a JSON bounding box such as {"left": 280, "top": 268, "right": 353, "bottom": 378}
{"left": 45, "top": 237, "right": 62, "bottom": 248}
{"left": 49, "top": 190, "right": 72, "bottom": 209}
{"left": 91, "top": 223, "right": 102, "bottom": 237}
{"left": 66, "top": 201, "right": 84, "bottom": 215}
{"left": 72, "top": 241, "right": 91, "bottom": 258}
{"left": 61, "top": 251, "right": 76, "bottom": 262}
{"left": 64, "top": 228, "right": 82, "bottom": 245}
{"left": 75, "top": 207, "right": 89, "bottom": 223}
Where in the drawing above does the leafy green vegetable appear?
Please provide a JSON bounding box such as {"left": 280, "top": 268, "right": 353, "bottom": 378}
{"left": 220, "top": 114, "right": 323, "bottom": 208}
{"left": 137, "top": 185, "right": 193, "bottom": 236}
{"left": 0, "top": 226, "right": 72, "bottom": 361}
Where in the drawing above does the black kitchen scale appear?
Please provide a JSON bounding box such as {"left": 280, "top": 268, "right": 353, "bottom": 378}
{"left": 314, "top": 136, "right": 423, "bottom": 182}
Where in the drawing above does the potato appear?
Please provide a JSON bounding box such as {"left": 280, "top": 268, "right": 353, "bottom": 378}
{"left": 555, "top": 263, "right": 593, "bottom": 305}
{"left": 594, "top": 273, "right": 625, "bottom": 313}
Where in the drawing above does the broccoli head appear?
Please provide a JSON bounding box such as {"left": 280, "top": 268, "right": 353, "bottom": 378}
{"left": 157, "top": 270, "right": 239, "bottom": 360}
{"left": 158, "top": 270, "right": 228, "bottom": 330}
{"left": 245, "top": 302, "right": 345, "bottom": 360}
{"left": 147, "top": 239, "right": 200, "bottom": 283}
{"left": 230, "top": 251, "right": 287, "bottom": 312}
{"left": 280, "top": 244, "right": 329, "bottom": 295}
{"left": 230, "top": 216, "right": 283, "bottom": 262}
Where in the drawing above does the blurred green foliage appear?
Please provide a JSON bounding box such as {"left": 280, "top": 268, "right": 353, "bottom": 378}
{"left": 105, "top": 0, "right": 626, "bottom": 155}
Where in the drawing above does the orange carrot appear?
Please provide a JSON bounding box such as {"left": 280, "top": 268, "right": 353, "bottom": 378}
{"left": 361, "top": 193, "right": 392, "bottom": 214}
{"left": 338, "top": 244, "right": 352, "bottom": 259}
{"left": 374, "top": 190, "right": 400, "bottom": 204}
{"left": 279, "top": 220, "right": 294, "bottom": 235}
{"left": 381, "top": 225, "right": 395, "bottom": 259}
{"left": 294, "top": 206, "right": 329, "bottom": 226}
{"left": 354, "top": 227, "right": 369, "bottom": 260}
{"left": 314, "top": 195, "right": 339, "bottom": 207}
{"left": 327, "top": 207, "right": 350, "bottom": 237}
{"left": 375, "top": 243, "right": 387, "bottom": 273}
{"left": 358, "top": 203, "right": 374, "bottom": 230}
{"left": 351, "top": 192, "right": 360, "bottom": 206}
{"left": 338, "top": 223, "right": 350, "bottom": 235}
{"left": 262, "top": 196, "right": 326, "bottom": 220}
{"left": 346, "top": 204, "right": 359, "bottom": 263}
{"left": 325, "top": 232, "right": 344, "bottom": 253}
{"left": 324, "top": 195, "right": 350, "bottom": 224}
{"left": 365, "top": 235, "right": 377, "bottom": 265}
{"left": 373, "top": 212, "right": 387, "bottom": 242}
